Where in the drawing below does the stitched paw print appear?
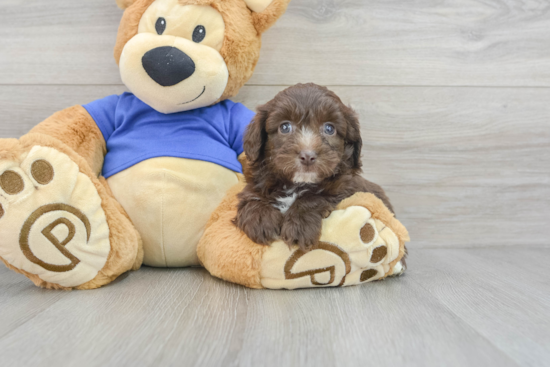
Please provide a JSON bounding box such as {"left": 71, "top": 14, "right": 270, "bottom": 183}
{"left": 349, "top": 215, "right": 404, "bottom": 283}
{"left": 0, "top": 146, "right": 110, "bottom": 287}
{"left": 260, "top": 202, "right": 406, "bottom": 289}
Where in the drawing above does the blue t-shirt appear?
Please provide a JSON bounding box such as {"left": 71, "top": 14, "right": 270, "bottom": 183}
{"left": 83, "top": 93, "right": 254, "bottom": 178}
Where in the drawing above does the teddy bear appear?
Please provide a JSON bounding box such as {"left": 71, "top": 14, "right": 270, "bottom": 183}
{"left": 0, "top": 0, "right": 409, "bottom": 290}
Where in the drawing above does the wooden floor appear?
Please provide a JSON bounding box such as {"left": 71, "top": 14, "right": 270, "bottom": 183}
{"left": 1, "top": 0, "right": 549, "bottom": 366}
{"left": 0, "top": 248, "right": 548, "bottom": 367}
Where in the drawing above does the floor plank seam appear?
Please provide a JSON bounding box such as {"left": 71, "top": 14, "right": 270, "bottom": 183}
{"left": 0, "top": 291, "right": 69, "bottom": 343}
{"left": 408, "top": 275, "right": 523, "bottom": 367}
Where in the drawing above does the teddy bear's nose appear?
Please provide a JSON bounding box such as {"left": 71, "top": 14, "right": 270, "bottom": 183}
{"left": 142, "top": 46, "right": 196, "bottom": 87}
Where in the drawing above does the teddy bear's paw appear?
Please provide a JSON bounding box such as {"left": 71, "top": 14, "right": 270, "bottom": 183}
{"left": 0, "top": 146, "right": 110, "bottom": 288}
{"left": 260, "top": 205, "right": 405, "bottom": 289}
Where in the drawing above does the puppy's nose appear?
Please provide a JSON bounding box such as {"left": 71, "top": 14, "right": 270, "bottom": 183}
{"left": 300, "top": 151, "right": 317, "bottom": 166}
{"left": 142, "top": 46, "right": 196, "bottom": 87}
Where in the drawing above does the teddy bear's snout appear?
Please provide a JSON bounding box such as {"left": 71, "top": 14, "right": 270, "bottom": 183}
{"left": 142, "top": 46, "right": 196, "bottom": 87}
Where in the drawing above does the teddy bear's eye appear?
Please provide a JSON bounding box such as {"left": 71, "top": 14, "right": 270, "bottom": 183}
{"left": 155, "top": 18, "right": 166, "bottom": 35}
{"left": 193, "top": 25, "right": 206, "bottom": 43}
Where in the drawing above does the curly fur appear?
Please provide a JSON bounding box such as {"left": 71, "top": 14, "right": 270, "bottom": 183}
{"left": 235, "top": 84, "right": 396, "bottom": 250}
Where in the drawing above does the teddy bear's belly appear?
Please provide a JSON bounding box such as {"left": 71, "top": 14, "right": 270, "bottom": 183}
{"left": 107, "top": 157, "right": 240, "bottom": 267}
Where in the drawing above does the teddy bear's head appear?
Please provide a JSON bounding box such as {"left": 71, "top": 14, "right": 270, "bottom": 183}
{"left": 114, "top": 0, "right": 289, "bottom": 114}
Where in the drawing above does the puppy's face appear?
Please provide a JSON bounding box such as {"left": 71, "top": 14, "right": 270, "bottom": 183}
{"left": 245, "top": 84, "right": 363, "bottom": 184}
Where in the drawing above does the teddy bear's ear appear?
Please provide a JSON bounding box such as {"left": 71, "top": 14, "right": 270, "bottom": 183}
{"left": 243, "top": 0, "right": 273, "bottom": 13}
{"left": 116, "top": 0, "right": 138, "bottom": 10}
{"left": 244, "top": 0, "right": 291, "bottom": 34}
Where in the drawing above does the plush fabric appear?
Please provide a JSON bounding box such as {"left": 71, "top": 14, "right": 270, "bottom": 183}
{"left": 250, "top": 0, "right": 288, "bottom": 34}
{"left": 0, "top": 0, "right": 412, "bottom": 291}
{"left": 29, "top": 106, "right": 106, "bottom": 176}
{"left": 198, "top": 182, "right": 409, "bottom": 289}
{"left": 336, "top": 193, "right": 410, "bottom": 274}
{"left": 116, "top": 0, "right": 138, "bottom": 9}
{"left": 197, "top": 180, "right": 267, "bottom": 289}
{"left": 83, "top": 93, "right": 254, "bottom": 177}
{"left": 114, "top": 0, "right": 291, "bottom": 103}
{"left": 108, "top": 157, "right": 239, "bottom": 267}
{"left": 243, "top": 0, "right": 273, "bottom": 13}
{"left": 119, "top": 4, "right": 231, "bottom": 113}
{"left": 0, "top": 134, "right": 142, "bottom": 290}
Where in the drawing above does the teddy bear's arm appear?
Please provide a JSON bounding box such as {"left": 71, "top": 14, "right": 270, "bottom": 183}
{"left": 28, "top": 106, "right": 106, "bottom": 176}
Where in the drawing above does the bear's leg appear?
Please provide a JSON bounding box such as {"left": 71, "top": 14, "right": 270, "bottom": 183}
{"left": 0, "top": 136, "right": 142, "bottom": 290}
{"left": 198, "top": 183, "right": 267, "bottom": 289}
{"left": 199, "top": 183, "right": 410, "bottom": 290}
{"left": 260, "top": 193, "right": 410, "bottom": 289}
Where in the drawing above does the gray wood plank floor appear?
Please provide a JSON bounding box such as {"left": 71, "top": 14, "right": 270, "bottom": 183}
{"left": 0, "top": 248, "right": 548, "bottom": 367}
{"left": 1, "top": 0, "right": 549, "bottom": 366}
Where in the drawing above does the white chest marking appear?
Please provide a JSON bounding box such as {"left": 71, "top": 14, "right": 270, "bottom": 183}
{"left": 273, "top": 188, "right": 305, "bottom": 214}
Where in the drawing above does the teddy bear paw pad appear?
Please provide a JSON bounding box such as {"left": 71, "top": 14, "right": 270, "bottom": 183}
{"left": 0, "top": 146, "right": 110, "bottom": 287}
{"left": 260, "top": 205, "right": 403, "bottom": 289}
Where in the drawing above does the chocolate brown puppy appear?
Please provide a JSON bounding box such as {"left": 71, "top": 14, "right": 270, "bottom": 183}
{"left": 235, "top": 83, "right": 394, "bottom": 250}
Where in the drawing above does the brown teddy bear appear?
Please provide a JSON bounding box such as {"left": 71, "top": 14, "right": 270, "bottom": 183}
{"left": 0, "top": 0, "right": 409, "bottom": 290}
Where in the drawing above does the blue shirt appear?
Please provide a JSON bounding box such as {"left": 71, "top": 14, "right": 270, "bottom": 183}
{"left": 83, "top": 93, "right": 254, "bottom": 178}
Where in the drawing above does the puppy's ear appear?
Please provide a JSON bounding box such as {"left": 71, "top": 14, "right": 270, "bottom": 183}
{"left": 244, "top": 0, "right": 291, "bottom": 34}
{"left": 244, "top": 107, "right": 269, "bottom": 164}
{"left": 343, "top": 106, "right": 363, "bottom": 170}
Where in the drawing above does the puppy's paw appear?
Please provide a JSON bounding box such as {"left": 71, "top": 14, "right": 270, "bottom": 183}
{"left": 235, "top": 201, "right": 283, "bottom": 245}
{"left": 280, "top": 216, "right": 322, "bottom": 251}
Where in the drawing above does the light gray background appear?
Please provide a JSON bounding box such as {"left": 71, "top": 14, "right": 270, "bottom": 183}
{"left": 0, "top": 1, "right": 549, "bottom": 366}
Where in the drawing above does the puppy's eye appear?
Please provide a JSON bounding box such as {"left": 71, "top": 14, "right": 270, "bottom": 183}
{"left": 323, "top": 123, "right": 336, "bottom": 136}
{"left": 279, "top": 122, "right": 292, "bottom": 134}
{"left": 155, "top": 18, "right": 166, "bottom": 35}
{"left": 193, "top": 25, "right": 206, "bottom": 43}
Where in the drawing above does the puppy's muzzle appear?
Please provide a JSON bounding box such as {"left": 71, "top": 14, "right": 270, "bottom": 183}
{"left": 142, "top": 46, "right": 196, "bottom": 87}
{"left": 299, "top": 151, "right": 317, "bottom": 166}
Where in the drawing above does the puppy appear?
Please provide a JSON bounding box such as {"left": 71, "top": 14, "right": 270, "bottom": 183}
{"left": 235, "top": 83, "right": 394, "bottom": 251}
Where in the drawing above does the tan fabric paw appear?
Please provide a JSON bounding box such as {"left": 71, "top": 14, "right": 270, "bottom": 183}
{"left": 0, "top": 146, "right": 110, "bottom": 288}
{"left": 260, "top": 194, "right": 409, "bottom": 289}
